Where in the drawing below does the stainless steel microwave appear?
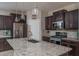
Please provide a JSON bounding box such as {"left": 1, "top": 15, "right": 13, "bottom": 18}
{"left": 52, "top": 21, "right": 64, "bottom": 30}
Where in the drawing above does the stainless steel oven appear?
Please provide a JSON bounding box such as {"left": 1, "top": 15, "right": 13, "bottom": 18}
{"left": 50, "top": 32, "right": 67, "bottom": 45}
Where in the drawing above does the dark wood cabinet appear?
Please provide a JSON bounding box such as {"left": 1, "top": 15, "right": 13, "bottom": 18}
{"left": 0, "top": 15, "right": 27, "bottom": 38}
{"left": 61, "top": 39, "right": 79, "bottom": 56}
{"left": 53, "top": 10, "right": 67, "bottom": 21}
{"left": 71, "top": 9, "right": 78, "bottom": 29}
{"left": 0, "top": 15, "right": 15, "bottom": 38}
{"left": 42, "top": 36, "right": 50, "bottom": 42}
{"left": 45, "top": 9, "right": 78, "bottom": 30}
{"left": 23, "top": 24, "right": 27, "bottom": 37}
{"left": 3, "top": 16, "right": 14, "bottom": 30}
{"left": 65, "top": 9, "right": 78, "bottom": 29}
{"left": 45, "top": 10, "right": 67, "bottom": 30}
{"left": 65, "top": 12, "right": 70, "bottom": 29}
{"left": 0, "top": 16, "right": 4, "bottom": 29}
{"left": 0, "top": 15, "right": 14, "bottom": 30}
{"left": 45, "top": 16, "right": 53, "bottom": 30}
{"left": 0, "top": 39, "right": 13, "bottom": 52}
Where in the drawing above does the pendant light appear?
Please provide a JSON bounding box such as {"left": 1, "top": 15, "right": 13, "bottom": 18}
{"left": 21, "top": 2, "right": 25, "bottom": 20}
{"left": 15, "top": 2, "right": 18, "bottom": 22}
{"left": 32, "top": 3, "right": 38, "bottom": 19}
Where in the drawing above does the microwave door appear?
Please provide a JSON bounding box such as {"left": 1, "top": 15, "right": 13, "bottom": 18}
{"left": 57, "top": 21, "right": 63, "bottom": 29}
{"left": 58, "top": 22, "right": 62, "bottom": 29}
{"left": 52, "top": 23, "right": 57, "bottom": 30}
{"left": 52, "top": 21, "right": 64, "bottom": 30}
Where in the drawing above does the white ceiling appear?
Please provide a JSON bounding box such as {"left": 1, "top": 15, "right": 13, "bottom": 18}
{"left": 0, "top": 2, "right": 77, "bottom": 12}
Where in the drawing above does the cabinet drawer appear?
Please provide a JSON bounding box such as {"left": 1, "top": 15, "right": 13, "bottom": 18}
{"left": 42, "top": 37, "right": 50, "bottom": 42}
{"left": 62, "top": 40, "right": 70, "bottom": 43}
{"left": 61, "top": 42, "right": 69, "bottom": 46}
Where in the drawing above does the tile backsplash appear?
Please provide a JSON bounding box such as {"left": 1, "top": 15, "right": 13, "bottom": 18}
{"left": 47, "top": 30, "right": 77, "bottom": 38}
{"left": 0, "top": 30, "right": 11, "bottom": 37}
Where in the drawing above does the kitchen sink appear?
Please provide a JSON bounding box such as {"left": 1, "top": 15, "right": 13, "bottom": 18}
{"left": 28, "top": 39, "right": 39, "bottom": 43}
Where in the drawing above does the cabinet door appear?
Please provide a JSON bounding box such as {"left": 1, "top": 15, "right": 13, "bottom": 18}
{"left": 72, "top": 9, "right": 78, "bottom": 29}
{"left": 45, "top": 17, "right": 50, "bottom": 30}
{"left": 45, "top": 16, "right": 53, "bottom": 30}
{"left": 0, "top": 15, "right": 14, "bottom": 30}
{"left": 0, "top": 16, "right": 4, "bottom": 29}
{"left": 53, "top": 10, "right": 66, "bottom": 21}
{"left": 69, "top": 11, "right": 73, "bottom": 29}
{"left": 3, "top": 16, "right": 14, "bottom": 29}
{"left": 42, "top": 36, "right": 50, "bottom": 42}
{"left": 3, "top": 16, "right": 9, "bottom": 29}
{"left": 55, "top": 13, "right": 64, "bottom": 21}
{"left": 23, "top": 24, "right": 27, "bottom": 37}
{"left": 48, "top": 16, "right": 53, "bottom": 30}
{"left": 65, "top": 9, "right": 78, "bottom": 29}
{"left": 69, "top": 10, "right": 78, "bottom": 29}
{"left": 45, "top": 17, "right": 49, "bottom": 30}
{"left": 65, "top": 12, "right": 70, "bottom": 29}
{"left": 65, "top": 12, "right": 73, "bottom": 29}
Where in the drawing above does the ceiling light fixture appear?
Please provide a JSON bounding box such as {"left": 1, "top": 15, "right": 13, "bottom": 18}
{"left": 21, "top": 2, "right": 25, "bottom": 20}
{"left": 15, "top": 2, "right": 18, "bottom": 22}
{"left": 32, "top": 7, "right": 38, "bottom": 15}
{"left": 32, "top": 3, "right": 38, "bottom": 19}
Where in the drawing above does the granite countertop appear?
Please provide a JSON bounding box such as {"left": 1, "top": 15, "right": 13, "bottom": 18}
{"left": 0, "top": 39, "right": 13, "bottom": 52}
{"left": 7, "top": 38, "right": 72, "bottom": 56}
{"left": 0, "top": 35, "right": 11, "bottom": 38}
{"left": 62, "top": 37, "right": 79, "bottom": 42}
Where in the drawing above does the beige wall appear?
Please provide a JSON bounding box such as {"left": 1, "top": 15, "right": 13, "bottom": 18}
{"left": 41, "top": 11, "right": 48, "bottom": 37}
{"left": 48, "top": 4, "right": 78, "bottom": 16}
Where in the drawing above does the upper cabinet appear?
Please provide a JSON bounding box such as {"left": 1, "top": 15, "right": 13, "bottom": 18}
{"left": 45, "top": 16, "right": 53, "bottom": 30}
{"left": 65, "top": 9, "right": 78, "bottom": 30}
{"left": 45, "top": 9, "right": 78, "bottom": 30}
{"left": 53, "top": 10, "right": 67, "bottom": 21}
{"left": 3, "top": 16, "right": 14, "bottom": 30}
{"left": 0, "top": 16, "right": 4, "bottom": 29}
{"left": 0, "top": 15, "right": 14, "bottom": 30}
{"left": 45, "top": 10, "right": 67, "bottom": 30}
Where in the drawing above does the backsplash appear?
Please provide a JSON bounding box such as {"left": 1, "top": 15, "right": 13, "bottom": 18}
{"left": 49, "top": 31, "right": 77, "bottom": 38}
{"left": 44, "top": 30, "right": 77, "bottom": 38}
{"left": 0, "top": 30, "right": 11, "bottom": 37}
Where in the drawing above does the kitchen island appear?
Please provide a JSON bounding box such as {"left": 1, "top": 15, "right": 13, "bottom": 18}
{"left": 6, "top": 38, "right": 72, "bottom": 56}
{"left": 0, "top": 39, "right": 13, "bottom": 56}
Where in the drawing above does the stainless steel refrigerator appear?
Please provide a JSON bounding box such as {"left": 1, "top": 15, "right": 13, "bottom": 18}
{"left": 13, "top": 23, "right": 24, "bottom": 38}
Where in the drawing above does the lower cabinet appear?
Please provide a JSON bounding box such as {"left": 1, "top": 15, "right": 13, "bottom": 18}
{"left": 61, "top": 39, "right": 79, "bottom": 56}
{"left": 42, "top": 36, "right": 50, "bottom": 42}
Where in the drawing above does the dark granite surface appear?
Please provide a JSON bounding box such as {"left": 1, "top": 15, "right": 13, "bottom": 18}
{"left": 0, "top": 39, "right": 13, "bottom": 52}
{"left": 28, "top": 39, "right": 39, "bottom": 43}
